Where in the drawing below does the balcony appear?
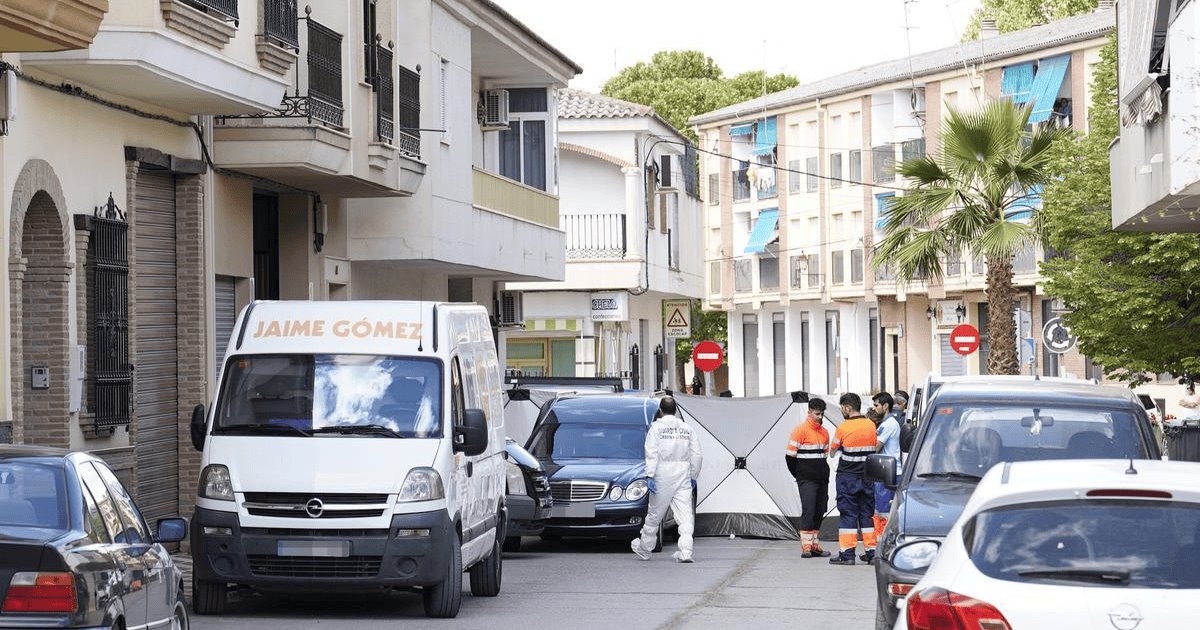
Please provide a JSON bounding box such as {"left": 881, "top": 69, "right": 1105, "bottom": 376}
{"left": 473, "top": 168, "right": 559, "bottom": 229}
{"left": 564, "top": 213, "right": 626, "bottom": 260}
{"left": 22, "top": 1, "right": 287, "bottom": 114}
{"left": 0, "top": 0, "right": 107, "bottom": 52}
{"left": 257, "top": 0, "right": 299, "bottom": 75}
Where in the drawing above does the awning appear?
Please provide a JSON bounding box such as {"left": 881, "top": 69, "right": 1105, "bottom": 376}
{"left": 1028, "top": 55, "right": 1071, "bottom": 123}
{"left": 730, "top": 123, "right": 754, "bottom": 137}
{"left": 1005, "top": 184, "right": 1042, "bottom": 223}
{"left": 1001, "top": 62, "right": 1035, "bottom": 105}
{"left": 752, "top": 117, "right": 776, "bottom": 155}
{"left": 874, "top": 193, "right": 896, "bottom": 230}
{"left": 744, "top": 208, "right": 779, "bottom": 254}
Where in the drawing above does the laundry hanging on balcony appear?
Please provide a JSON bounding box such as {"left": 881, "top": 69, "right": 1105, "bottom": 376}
{"left": 751, "top": 117, "right": 777, "bottom": 156}
{"left": 744, "top": 208, "right": 780, "bottom": 254}
{"left": 1001, "top": 62, "right": 1035, "bottom": 105}
{"left": 1028, "top": 55, "right": 1071, "bottom": 124}
{"left": 874, "top": 193, "right": 896, "bottom": 230}
{"left": 1004, "top": 185, "right": 1042, "bottom": 223}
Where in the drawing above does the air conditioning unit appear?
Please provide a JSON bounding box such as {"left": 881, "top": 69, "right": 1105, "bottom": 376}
{"left": 480, "top": 89, "right": 510, "bottom": 131}
{"left": 497, "top": 290, "right": 523, "bottom": 326}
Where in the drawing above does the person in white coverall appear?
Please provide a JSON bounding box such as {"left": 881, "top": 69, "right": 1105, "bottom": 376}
{"left": 631, "top": 396, "right": 703, "bottom": 562}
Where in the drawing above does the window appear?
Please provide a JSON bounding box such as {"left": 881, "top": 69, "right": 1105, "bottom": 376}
{"left": 800, "top": 313, "right": 810, "bottom": 392}
{"left": 734, "top": 259, "right": 752, "bottom": 292}
{"left": 831, "top": 251, "right": 845, "bottom": 285}
{"left": 0, "top": 461, "right": 67, "bottom": 530}
{"left": 759, "top": 256, "right": 779, "bottom": 291}
{"left": 790, "top": 256, "right": 804, "bottom": 289}
{"left": 825, "top": 312, "right": 839, "bottom": 392}
{"left": 708, "top": 173, "right": 720, "bottom": 205}
{"left": 806, "top": 156, "right": 818, "bottom": 193}
{"left": 733, "top": 162, "right": 750, "bottom": 202}
{"left": 499, "top": 88, "right": 549, "bottom": 191}
{"left": 77, "top": 463, "right": 122, "bottom": 542}
{"left": 830, "top": 153, "right": 843, "bottom": 188}
{"left": 850, "top": 248, "right": 864, "bottom": 284}
{"left": 849, "top": 150, "right": 862, "bottom": 183}
{"left": 362, "top": 0, "right": 378, "bottom": 83}
{"left": 743, "top": 314, "right": 759, "bottom": 397}
{"left": 92, "top": 462, "right": 149, "bottom": 545}
{"left": 806, "top": 253, "right": 821, "bottom": 288}
{"left": 873, "top": 144, "right": 896, "bottom": 183}
{"left": 773, "top": 313, "right": 786, "bottom": 395}
{"left": 710, "top": 261, "right": 720, "bottom": 294}
{"left": 450, "top": 358, "right": 465, "bottom": 432}
{"left": 80, "top": 477, "right": 110, "bottom": 544}
{"left": 788, "top": 159, "right": 802, "bottom": 194}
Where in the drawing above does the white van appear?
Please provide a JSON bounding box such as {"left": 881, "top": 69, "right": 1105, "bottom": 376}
{"left": 188, "top": 301, "right": 506, "bottom": 618}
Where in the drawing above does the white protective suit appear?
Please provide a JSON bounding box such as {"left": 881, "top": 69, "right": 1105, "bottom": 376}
{"left": 635, "top": 413, "right": 703, "bottom": 559}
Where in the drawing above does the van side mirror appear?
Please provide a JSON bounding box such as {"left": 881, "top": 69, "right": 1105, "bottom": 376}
{"left": 899, "top": 423, "right": 916, "bottom": 454}
{"left": 154, "top": 517, "right": 188, "bottom": 543}
{"left": 190, "top": 404, "right": 206, "bottom": 452}
{"left": 455, "top": 409, "right": 488, "bottom": 456}
{"left": 866, "top": 454, "right": 898, "bottom": 490}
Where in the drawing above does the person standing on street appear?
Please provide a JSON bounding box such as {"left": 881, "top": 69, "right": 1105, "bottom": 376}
{"left": 632, "top": 396, "right": 703, "bottom": 563}
{"left": 829, "top": 393, "right": 878, "bottom": 565}
{"left": 893, "top": 390, "right": 910, "bottom": 424}
{"left": 871, "top": 392, "right": 902, "bottom": 549}
{"left": 786, "top": 398, "right": 832, "bottom": 558}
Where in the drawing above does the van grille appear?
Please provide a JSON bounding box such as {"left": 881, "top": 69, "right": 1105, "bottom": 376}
{"left": 247, "top": 555, "right": 381, "bottom": 578}
{"left": 551, "top": 480, "right": 607, "bottom": 502}
{"left": 242, "top": 492, "right": 389, "bottom": 519}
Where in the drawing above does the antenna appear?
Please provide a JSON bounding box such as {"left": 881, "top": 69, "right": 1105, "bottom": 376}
{"left": 1125, "top": 458, "right": 1138, "bottom": 475}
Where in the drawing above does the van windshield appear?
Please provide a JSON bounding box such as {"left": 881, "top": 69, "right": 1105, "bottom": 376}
{"left": 911, "top": 404, "right": 1146, "bottom": 479}
{"left": 214, "top": 354, "right": 443, "bottom": 438}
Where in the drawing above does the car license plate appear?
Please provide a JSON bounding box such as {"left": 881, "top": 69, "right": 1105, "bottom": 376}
{"left": 550, "top": 502, "right": 595, "bottom": 518}
{"left": 277, "top": 540, "right": 351, "bottom": 557}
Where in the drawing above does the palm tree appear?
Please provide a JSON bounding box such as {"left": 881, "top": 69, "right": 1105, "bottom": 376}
{"left": 873, "top": 100, "right": 1072, "bottom": 375}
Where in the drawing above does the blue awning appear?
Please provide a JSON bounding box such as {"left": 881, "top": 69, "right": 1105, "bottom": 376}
{"left": 1001, "top": 62, "right": 1035, "bottom": 105}
{"left": 744, "top": 208, "right": 779, "bottom": 254}
{"left": 752, "top": 117, "right": 777, "bottom": 155}
{"left": 1005, "top": 184, "right": 1042, "bottom": 223}
{"left": 1028, "top": 55, "right": 1071, "bottom": 123}
{"left": 874, "top": 193, "right": 896, "bottom": 230}
{"left": 730, "top": 123, "right": 754, "bottom": 137}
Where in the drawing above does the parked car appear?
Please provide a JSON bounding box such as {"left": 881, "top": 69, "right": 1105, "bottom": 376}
{"left": 895, "top": 458, "right": 1200, "bottom": 630}
{"left": 0, "top": 445, "right": 189, "bottom": 630}
{"left": 503, "top": 438, "right": 552, "bottom": 551}
{"left": 868, "top": 376, "right": 1162, "bottom": 629}
{"left": 525, "top": 393, "right": 681, "bottom": 549}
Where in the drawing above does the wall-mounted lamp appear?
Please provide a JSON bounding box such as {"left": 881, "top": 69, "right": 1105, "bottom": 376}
{"left": 955, "top": 303, "right": 967, "bottom": 322}
{"left": 312, "top": 195, "right": 326, "bottom": 253}
{"left": 926, "top": 305, "right": 937, "bottom": 320}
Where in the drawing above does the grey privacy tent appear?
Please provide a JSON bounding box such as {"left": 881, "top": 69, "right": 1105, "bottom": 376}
{"left": 674, "top": 391, "right": 844, "bottom": 540}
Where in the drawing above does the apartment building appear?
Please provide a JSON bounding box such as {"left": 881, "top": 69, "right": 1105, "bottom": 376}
{"left": 0, "top": 0, "right": 578, "bottom": 522}
{"left": 691, "top": 9, "right": 1113, "bottom": 397}
{"left": 504, "top": 89, "right": 704, "bottom": 390}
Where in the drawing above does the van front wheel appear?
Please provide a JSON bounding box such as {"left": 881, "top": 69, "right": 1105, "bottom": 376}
{"left": 469, "top": 537, "right": 503, "bottom": 597}
{"left": 422, "top": 539, "right": 462, "bottom": 618}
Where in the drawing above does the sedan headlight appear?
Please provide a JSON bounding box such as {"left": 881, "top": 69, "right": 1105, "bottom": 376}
{"left": 608, "top": 486, "right": 624, "bottom": 501}
{"left": 890, "top": 539, "right": 942, "bottom": 572}
{"left": 506, "top": 461, "right": 527, "bottom": 495}
{"left": 624, "top": 479, "right": 649, "bottom": 501}
{"left": 198, "top": 465, "right": 234, "bottom": 501}
{"left": 398, "top": 467, "right": 444, "bottom": 502}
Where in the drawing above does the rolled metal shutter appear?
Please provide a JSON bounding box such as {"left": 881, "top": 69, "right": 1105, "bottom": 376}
{"left": 133, "top": 170, "right": 179, "bottom": 525}
{"left": 940, "top": 333, "right": 966, "bottom": 377}
{"left": 214, "top": 276, "right": 236, "bottom": 380}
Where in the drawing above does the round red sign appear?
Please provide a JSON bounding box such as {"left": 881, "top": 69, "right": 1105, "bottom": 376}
{"left": 950, "top": 323, "right": 981, "bottom": 356}
{"left": 692, "top": 341, "right": 724, "bottom": 372}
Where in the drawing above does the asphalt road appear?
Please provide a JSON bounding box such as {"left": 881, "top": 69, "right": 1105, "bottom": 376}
{"left": 187, "top": 535, "right": 878, "bottom": 629}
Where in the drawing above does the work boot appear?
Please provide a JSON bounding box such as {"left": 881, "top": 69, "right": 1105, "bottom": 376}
{"left": 810, "top": 547, "right": 831, "bottom": 558}
{"left": 829, "top": 554, "right": 856, "bottom": 566}
{"left": 801, "top": 549, "right": 814, "bottom": 558}
{"left": 860, "top": 551, "right": 876, "bottom": 565}
{"left": 673, "top": 550, "right": 694, "bottom": 563}
{"left": 631, "top": 539, "right": 651, "bottom": 560}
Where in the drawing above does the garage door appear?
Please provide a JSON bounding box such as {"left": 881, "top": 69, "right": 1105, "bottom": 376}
{"left": 214, "top": 276, "right": 237, "bottom": 380}
{"left": 134, "top": 170, "right": 179, "bottom": 525}
{"left": 940, "top": 332, "right": 966, "bottom": 377}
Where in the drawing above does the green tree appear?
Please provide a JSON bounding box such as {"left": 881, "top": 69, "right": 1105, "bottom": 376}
{"left": 962, "top": 0, "right": 1098, "bottom": 40}
{"left": 602, "top": 51, "right": 796, "bottom": 386}
{"left": 1040, "top": 38, "right": 1200, "bottom": 384}
{"left": 873, "top": 100, "right": 1072, "bottom": 374}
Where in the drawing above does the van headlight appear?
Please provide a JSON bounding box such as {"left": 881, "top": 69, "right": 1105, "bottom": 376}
{"left": 398, "top": 468, "right": 445, "bottom": 502}
{"left": 624, "top": 479, "right": 649, "bottom": 501}
{"left": 506, "top": 461, "right": 527, "bottom": 495}
{"left": 198, "top": 465, "right": 234, "bottom": 501}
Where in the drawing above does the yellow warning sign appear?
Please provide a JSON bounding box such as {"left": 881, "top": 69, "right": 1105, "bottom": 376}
{"left": 663, "top": 299, "right": 691, "bottom": 339}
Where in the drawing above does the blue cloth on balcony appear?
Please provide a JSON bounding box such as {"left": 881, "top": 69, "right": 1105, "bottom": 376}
{"left": 752, "top": 117, "right": 777, "bottom": 155}
{"left": 1005, "top": 184, "right": 1042, "bottom": 223}
{"left": 874, "top": 193, "right": 896, "bottom": 230}
{"left": 1001, "top": 62, "right": 1035, "bottom": 105}
{"left": 1028, "top": 55, "right": 1071, "bottom": 123}
{"left": 744, "top": 208, "right": 779, "bottom": 254}
{"left": 730, "top": 123, "right": 754, "bottom": 137}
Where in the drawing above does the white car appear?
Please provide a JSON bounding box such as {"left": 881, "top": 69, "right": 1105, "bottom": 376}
{"left": 894, "top": 458, "right": 1200, "bottom": 630}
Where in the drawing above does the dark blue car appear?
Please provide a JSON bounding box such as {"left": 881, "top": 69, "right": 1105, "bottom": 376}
{"left": 525, "top": 394, "right": 681, "bottom": 549}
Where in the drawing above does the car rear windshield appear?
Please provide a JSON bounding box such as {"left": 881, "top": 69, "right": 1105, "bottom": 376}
{"left": 910, "top": 404, "right": 1146, "bottom": 478}
{"left": 0, "top": 460, "right": 68, "bottom": 530}
{"left": 528, "top": 424, "right": 646, "bottom": 460}
{"left": 215, "top": 354, "right": 443, "bottom": 437}
{"left": 966, "top": 499, "right": 1200, "bottom": 589}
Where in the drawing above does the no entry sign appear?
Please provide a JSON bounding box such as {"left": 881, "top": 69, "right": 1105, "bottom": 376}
{"left": 693, "top": 341, "right": 724, "bottom": 372}
{"left": 950, "top": 324, "right": 981, "bottom": 356}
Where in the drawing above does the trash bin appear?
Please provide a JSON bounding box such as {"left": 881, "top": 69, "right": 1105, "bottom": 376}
{"left": 1165, "top": 424, "right": 1200, "bottom": 462}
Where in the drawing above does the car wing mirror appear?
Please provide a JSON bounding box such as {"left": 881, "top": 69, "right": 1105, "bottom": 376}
{"left": 866, "top": 454, "right": 898, "bottom": 489}
{"left": 899, "top": 423, "right": 916, "bottom": 454}
{"left": 890, "top": 539, "right": 942, "bottom": 573}
{"left": 190, "top": 404, "right": 206, "bottom": 452}
{"left": 454, "top": 409, "right": 488, "bottom": 456}
{"left": 154, "top": 517, "right": 188, "bottom": 543}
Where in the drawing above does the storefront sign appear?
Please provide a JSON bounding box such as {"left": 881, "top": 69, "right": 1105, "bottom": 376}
{"left": 590, "top": 291, "right": 628, "bottom": 322}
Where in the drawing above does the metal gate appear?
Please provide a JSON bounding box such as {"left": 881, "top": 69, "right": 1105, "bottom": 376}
{"left": 134, "top": 170, "right": 179, "bottom": 525}
{"left": 90, "top": 202, "right": 132, "bottom": 429}
{"left": 939, "top": 332, "right": 966, "bottom": 377}
{"left": 214, "top": 276, "right": 237, "bottom": 381}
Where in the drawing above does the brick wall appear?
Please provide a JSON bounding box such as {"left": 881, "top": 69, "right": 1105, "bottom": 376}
{"left": 175, "top": 173, "right": 207, "bottom": 520}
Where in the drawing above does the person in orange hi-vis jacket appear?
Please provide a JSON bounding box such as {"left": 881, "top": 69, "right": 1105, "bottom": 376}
{"left": 786, "top": 397, "right": 832, "bottom": 558}
{"left": 829, "top": 392, "right": 878, "bottom": 565}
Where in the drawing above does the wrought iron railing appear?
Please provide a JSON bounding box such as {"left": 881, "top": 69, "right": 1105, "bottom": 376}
{"left": 564, "top": 213, "right": 626, "bottom": 259}
{"left": 186, "top": 0, "right": 239, "bottom": 21}
{"left": 375, "top": 45, "right": 394, "bottom": 145}
{"left": 396, "top": 65, "right": 420, "bottom": 158}
{"left": 262, "top": 0, "right": 298, "bottom": 48}
{"left": 307, "top": 20, "right": 343, "bottom": 127}
{"left": 89, "top": 209, "right": 132, "bottom": 429}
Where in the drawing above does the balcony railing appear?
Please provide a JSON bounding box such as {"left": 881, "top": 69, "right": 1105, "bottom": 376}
{"left": 396, "top": 65, "right": 420, "bottom": 158}
{"left": 262, "top": 0, "right": 298, "bottom": 49}
{"left": 307, "top": 20, "right": 343, "bottom": 127}
{"left": 375, "top": 44, "right": 394, "bottom": 146}
{"left": 564, "top": 213, "right": 626, "bottom": 260}
{"left": 186, "top": 0, "right": 238, "bottom": 21}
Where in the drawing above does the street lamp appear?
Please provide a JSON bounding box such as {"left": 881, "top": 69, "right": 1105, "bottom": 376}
{"left": 955, "top": 303, "right": 966, "bottom": 322}
{"left": 926, "top": 305, "right": 937, "bottom": 320}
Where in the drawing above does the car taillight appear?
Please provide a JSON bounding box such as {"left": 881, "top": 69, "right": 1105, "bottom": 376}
{"left": 907, "top": 587, "right": 1010, "bottom": 630}
{"left": 2, "top": 572, "right": 77, "bottom": 613}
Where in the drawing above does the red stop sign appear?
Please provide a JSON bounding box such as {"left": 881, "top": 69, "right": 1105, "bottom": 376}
{"left": 951, "top": 324, "right": 981, "bottom": 356}
{"left": 692, "top": 341, "right": 724, "bottom": 372}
